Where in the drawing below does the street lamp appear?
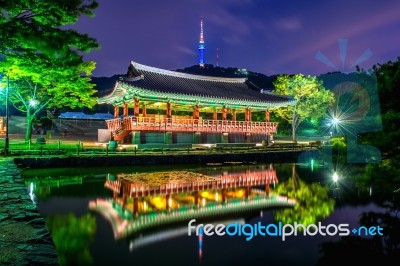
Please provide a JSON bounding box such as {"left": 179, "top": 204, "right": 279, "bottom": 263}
{"left": 332, "top": 172, "right": 339, "bottom": 183}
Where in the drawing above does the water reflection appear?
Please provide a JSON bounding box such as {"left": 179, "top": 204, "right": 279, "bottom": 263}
{"left": 23, "top": 162, "right": 396, "bottom": 265}
{"left": 318, "top": 194, "right": 400, "bottom": 264}
{"left": 273, "top": 164, "right": 335, "bottom": 226}
{"left": 46, "top": 213, "right": 96, "bottom": 266}
{"left": 89, "top": 165, "right": 296, "bottom": 241}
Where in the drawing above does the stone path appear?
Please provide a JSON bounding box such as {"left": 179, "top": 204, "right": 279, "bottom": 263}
{"left": 0, "top": 159, "right": 58, "bottom": 265}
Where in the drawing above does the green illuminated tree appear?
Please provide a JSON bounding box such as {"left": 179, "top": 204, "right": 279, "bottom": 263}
{"left": 0, "top": 0, "right": 99, "bottom": 140}
{"left": 46, "top": 213, "right": 97, "bottom": 266}
{"left": 273, "top": 165, "right": 335, "bottom": 226}
{"left": 273, "top": 74, "right": 335, "bottom": 141}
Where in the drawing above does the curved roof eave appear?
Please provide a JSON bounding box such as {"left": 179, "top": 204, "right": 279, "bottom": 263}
{"left": 98, "top": 82, "right": 295, "bottom": 110}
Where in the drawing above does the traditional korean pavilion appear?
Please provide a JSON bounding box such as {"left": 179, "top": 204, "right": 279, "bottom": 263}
{"left": 98, "top": 61, "right": 295, "bottom": 144}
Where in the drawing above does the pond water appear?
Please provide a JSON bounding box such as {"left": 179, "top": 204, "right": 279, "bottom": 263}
{"left": 21, "top": 162, "right": 399, "bottom": 265}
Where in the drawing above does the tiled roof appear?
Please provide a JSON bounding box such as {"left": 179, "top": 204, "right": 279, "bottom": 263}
{"left": 98, "top": 61, "right": 295, "bottom": 109}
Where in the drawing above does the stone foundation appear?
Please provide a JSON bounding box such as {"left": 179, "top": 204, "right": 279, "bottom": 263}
{"left": 0, "top": 159, "right": 58, "bottom": 265}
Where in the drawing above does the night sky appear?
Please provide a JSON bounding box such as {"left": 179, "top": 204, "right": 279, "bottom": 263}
{"left": 73, "top": 0, "right": 400, "bottom": 77}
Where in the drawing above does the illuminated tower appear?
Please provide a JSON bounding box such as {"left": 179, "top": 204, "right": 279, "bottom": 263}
{"left": 198, "top": 17, "right": 205, "bottom": 68}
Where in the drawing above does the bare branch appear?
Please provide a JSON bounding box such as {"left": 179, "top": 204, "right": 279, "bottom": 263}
{"left": 32, "top": 98, "right": 51, "bottom": 118}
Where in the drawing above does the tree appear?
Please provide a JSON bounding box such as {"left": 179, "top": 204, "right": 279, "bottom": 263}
{"left": 46, "top": 213, "right": 97, "bottom": 266}
{"left": 273, "top": 74, "right": 334, "bottom": 141}
{"left": 273, "top": 170, "right": 335, "bottom": 226}
{"left": 0, "top": 0, "right": 99, "bottom": 140}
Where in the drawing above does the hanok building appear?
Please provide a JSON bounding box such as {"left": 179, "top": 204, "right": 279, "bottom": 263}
{"left": 98, "top": 61, "right": 295, "bottom": 144}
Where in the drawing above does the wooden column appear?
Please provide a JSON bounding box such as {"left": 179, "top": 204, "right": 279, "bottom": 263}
{"left": 213, "top": 110, "right": 217, "bottom": 120}
{"left": 166, "top": 102, "right": 172, "bottom": 119}
{"left": 142, "top": 105, "right": 147, "bottom": 117}
{"left": 193, "top": 105, "right": 199, "bottom": 120}
{"left": 194, "top": 191, "right": 199, "bottom": 206}
{"left": 133, "top": 198, "right": 139, "bottom": 215}
{"left": 166, "top": 194, "right": 171, "bottom": 210}
{"left": 245, "top": 186, "right": 251, "bottom": 199}
{"left": 245, "top": 108, "right": 251, "bottom": 121}
{"left": 122, "top": 193, "right": 127, "bottom": 208}
{"left": 222, "top": 188, "right": 227, "bottom": 202}
{"left": 265, "top": 110, "right": 270, "bottom": 122}
{"left": 265, "top": 184, "right": 270, "bottom": 196}
{"left": 232, "top": 110, "right": 236, "bottom": 121}
{"left": 114, "top": 106, "right": 119, "bottom": 118}
{"left": 123, "top": 103, "right": 128, "bottom": 117}
{"left": 134, "top": 98, "right": 140, "bottom": 116}
{"left": 222, "top": 106, "right": 227, "bottom": 120}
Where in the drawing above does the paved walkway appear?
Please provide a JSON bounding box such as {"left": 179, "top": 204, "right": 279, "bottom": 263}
{"left": 0, "top": 159, "right": 58, "bottom": 265}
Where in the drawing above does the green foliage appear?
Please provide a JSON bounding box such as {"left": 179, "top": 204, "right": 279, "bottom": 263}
{"left": 39, "top": 116, "right": 53, "bottom": 129}
{"left": 331, "top": 136, "right": 346, "bottom": 150}
{"left": 273, "top": 74, "right": 335, "bottom": 140}
{"left": 46, "top": 213, "right": 96, "bottom": 266}
{"left": 356, "top": 157, "right": 400, "bottom": 193}
{"left": 273, "top": 179, "right": 335, "bottom": 226}
{"left": 372, "top": 57, "right": 400, "bottom": 114}
{"left": 362, "top": 58, "right": 400, "bottom": 157}
{"left": 0, "top": 1, "right": 100, "bottom": 140}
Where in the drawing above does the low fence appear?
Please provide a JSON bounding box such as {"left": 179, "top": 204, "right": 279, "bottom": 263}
{"left": 0, "top": 137, "right": 321, "bottom": 157}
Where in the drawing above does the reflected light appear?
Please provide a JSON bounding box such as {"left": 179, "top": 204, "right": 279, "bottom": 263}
{"left": 29, "top": 182, "right": 36, "bottom": 204}
{"left": 202, "top": 198, "right": 206, "bottom": 207}
{"left": 168, "top": 198, "right": 172, "bottom": 207}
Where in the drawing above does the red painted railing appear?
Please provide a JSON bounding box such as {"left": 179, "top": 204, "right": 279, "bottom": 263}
{"left": 103, "top": 169, "right": 278, "bottom": 198}
{"left": 106, "top": 116, "right": 278, "bottom": 134}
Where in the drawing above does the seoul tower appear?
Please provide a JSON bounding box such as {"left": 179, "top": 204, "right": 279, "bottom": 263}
{"left": 198, "top": 17, "right": 205, "bottom": 68}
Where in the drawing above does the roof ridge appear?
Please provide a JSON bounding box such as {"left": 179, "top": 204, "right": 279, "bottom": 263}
{"left": 130, "top": 61, "right": 247, "bottom": 84}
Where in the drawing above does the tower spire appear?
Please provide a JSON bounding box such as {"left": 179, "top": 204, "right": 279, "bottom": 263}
{"left": 198, "top": 17, "right": 205, "bottom": 68}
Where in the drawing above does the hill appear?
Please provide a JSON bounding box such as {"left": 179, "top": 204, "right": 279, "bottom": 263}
{"left": 176, "top": 64, "right": 278, "bottom": 90}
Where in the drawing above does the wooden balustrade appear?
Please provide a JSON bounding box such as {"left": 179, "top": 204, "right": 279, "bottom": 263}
{"left": 105, "top": 116, "right": 278, "bottom": 134}
{"left": 116, "top": 169, "right": 278, "bottom": 197}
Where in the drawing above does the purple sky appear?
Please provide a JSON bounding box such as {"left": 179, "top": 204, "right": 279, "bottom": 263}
{"left": 73, "top": 0, "right": 400, "bottom": 77}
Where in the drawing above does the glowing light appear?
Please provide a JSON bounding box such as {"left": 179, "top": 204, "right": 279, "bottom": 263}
{"left": 29, "top": 182, "right": 36, "bottom": 203}
{"left": 202, "top": 198, "right": 206, "bottom": 207}
{"left": 215, "top": 193, "right": 219, "bottom": 201}
{"left": 310, "top": 159, "right": 314, "bottom": 171}
{"left": 29, "top": 99, "right": 38, "bottom": 107}
{"left": 332, "top": 172, "right": 339, "bottom": 183}
{"left": 331, "top": 117, "right": 340, "bottom": 125}
{"left": 168, "top": 198, "right": 172, "bottom": 207}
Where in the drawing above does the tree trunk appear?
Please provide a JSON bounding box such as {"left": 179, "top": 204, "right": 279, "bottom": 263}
{"left": 292, "top": 163, "right": 299, "bottom": 190}
{"left": 25, "top": 112, "right": 34, "bottom": 141}
{"left": 292, "top": 124, "right": 296, "bottom": 142}
{"left": 292, "top": 114, "right": 297, "bottom": 142}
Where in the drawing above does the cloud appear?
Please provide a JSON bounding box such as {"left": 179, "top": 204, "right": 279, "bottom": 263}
{"left": 208, "top": 8, "right": 250, "bottom": 36}
{"left": 279, "top": 3, "right": 400, "bottom": 69}
{"left": 176, "top": 45, "right": 197, "bottom": 56}
{"left": 222, "top": 35, "right": 245, "bottom": 45}
{"left": 275, "top": 18, "right": 302, "bottom": 31}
